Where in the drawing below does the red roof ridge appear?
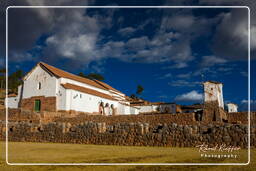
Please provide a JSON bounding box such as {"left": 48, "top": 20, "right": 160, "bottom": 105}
{"left": 61, "top": 83, "right": 117, "bottom": 101}
{"left": 38, "top": 62, "right": 122, "bottom": 93}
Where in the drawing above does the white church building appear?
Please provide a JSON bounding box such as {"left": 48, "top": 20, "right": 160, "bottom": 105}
{"left": 6, "top": 62, "right": 139, "bottom": 115}
{"left": 226, "top": 103, "right": 238, "bottom": 113}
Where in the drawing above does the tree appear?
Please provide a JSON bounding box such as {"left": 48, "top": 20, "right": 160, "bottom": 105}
{"left": 0, "top": 68, "right": 6, "bottom": 89}
{"left": 78, "top": 72, "right": 104, "bottom": 81}
{"left": 78, "top": 72, "right": 86, "bottom": 78}
{"left": 86, "top": 73, "right": 104, "bottom": 81}
{"left": 136, "top": 85, "right": 144, "bottom": 95}
{"left": 130, "top": 94, "right": 137, "bottom": 100}
{"left": 8, "top": 70, "right": 24, "bottom": 93}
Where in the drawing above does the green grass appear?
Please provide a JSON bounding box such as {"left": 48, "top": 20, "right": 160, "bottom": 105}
{"left": 0, "top": 141, "right": 255, "bottom": 171}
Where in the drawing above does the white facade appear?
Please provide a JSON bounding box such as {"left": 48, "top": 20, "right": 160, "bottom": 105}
{"left": 6, "top": 62, "right": 138, "bottom": 115}
{"left": 133, "top": 105, "right": 158, "bottom": 113}
{"left": 5, "top": 96, "right": 19, "bottom": 109}
{"left": 133, "top": 103, "right": 176, "bottom": 114}
{"left": 203, "top": 81, "right": 224, "bottom": 109}
{"left": 22, "top": 66, "right": 58, "bottom": 99}
{"left": 227, "top": 103, "right": 238, "bottom": 113}
{"left": 117, "top": 103, "right": 139, "bottom": 115}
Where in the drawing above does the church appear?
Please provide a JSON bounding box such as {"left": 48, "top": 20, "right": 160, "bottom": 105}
{"left": 6, "top": 62, "right": 139, "bottom": 115}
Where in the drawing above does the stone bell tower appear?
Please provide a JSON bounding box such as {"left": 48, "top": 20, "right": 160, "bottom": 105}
{"left": 203, "top": 81, "right": 224, "bottom": 109}
{"left": 202, "top": 81, "right": 227, "bottom": 122}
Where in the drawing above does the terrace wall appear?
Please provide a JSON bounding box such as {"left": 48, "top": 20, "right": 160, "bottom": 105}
{"left": 0, "top": 121, "right": 255, "bottom": 148}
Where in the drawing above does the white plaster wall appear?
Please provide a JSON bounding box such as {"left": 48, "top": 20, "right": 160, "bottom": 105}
{"left": 117, "top": 103, "right": 125, "bottom": 115}
{"left": 116, "top": 104, "right": 136, "bottom": 115}
{"left": 130, "top": 107, "right": 139, "bottom": 115}
{"left": 68, "top": 89, "right": 118, "bottom": 113}
{"left": 56, "top": 83, "right": 67, "bottom": 111}
{"left": 60, "top": 78, "right": 111, "bottom": 95}
{"left": 22, "top": 66, "right": 57, "bottom": 98}
{"left": 134, "top": 105, "right": 156, "bottom": 113}
{"left": 227, "top": 104, "right": 238, "bottom": 113}
{"left": 59, "top": 78, "right": 127, "bottom": 102}
{"left": 204, "top": 82, "right": 224, "bottom": 108}
{"left": 5, "top": 97, "right": 19, "bottom": 108}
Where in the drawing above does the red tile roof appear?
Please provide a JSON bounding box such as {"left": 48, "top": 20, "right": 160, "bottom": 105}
{"left": 93, "top": 79, "right": 123, "bottom": 94}
{"left": 61, "top": 83, "right": 117, "bottom": 101}
{"left": 8, "top": 93, "right": 17, "bottom": 97}
{"left": 39, "top": 62, "right": 123, "bottom": 94}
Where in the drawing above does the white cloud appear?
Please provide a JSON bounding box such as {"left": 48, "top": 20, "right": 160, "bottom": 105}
{"left": 239, "top": 99, "right": 256, "bottom": 111}
{"left": 118, "top": 27, "right": 136, "bottom": 36}
{"left": 158, "top": 95, "right": 168, "bottom": 99}
{"left": 158, "top": 73, "right": 172, "bottom": 79}
{"left": 161, "top": 15, "right": 195, "bottom": 31}
{"left": 169, "top": 80, "right": 201, "bottom": 87}
{"left": 241, "top": 99, "right": 256, "bottom": 104}
{"left": 212, "top": 9, "right": 255, "bottom": 60}
{"left": 175, "top": 90, "right": 203, "bottom": 102}
{"left": 176, "top": 72, "right": 192, "bottom": 79}
{"left": 200, "top": 55, "right": 227, "bottom": 67}
{"left": 9, "top": 52, "right": 34, "bottom": 62}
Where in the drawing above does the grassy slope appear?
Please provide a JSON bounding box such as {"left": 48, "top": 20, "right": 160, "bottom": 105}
{"left": 0, "top": 142, "right": 255, "bottom": 171}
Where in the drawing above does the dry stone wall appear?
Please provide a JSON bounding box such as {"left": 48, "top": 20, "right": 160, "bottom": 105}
{"left": 54, "top": 113, "right": 197, "bottom": 126}
{"left": 1, "top": 109, "right": 255, "bottom": 126}
{"left": 227, "top": 112, "right": 256, "bottom": 125}
{"left": 1, "top": 121, "right": 255, "bottom": 148}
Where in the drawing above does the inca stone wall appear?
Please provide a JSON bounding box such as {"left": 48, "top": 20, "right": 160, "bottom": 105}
{"left": 227, "top": 112, "right": 256, "bottom": 125}
{"left": 1, "top": 109, "right": 255, "bottom": 126}
{"left": 53, "top": 113, "right": 197, "bottom": 126}
{"left": 1, "top": 121, "right": 255, "bottom": 148}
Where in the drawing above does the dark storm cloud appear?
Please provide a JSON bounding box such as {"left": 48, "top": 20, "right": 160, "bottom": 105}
{"left": 1, "top": 0, "right": 255, "bottom": 71}
{"left": 199, "top": 0, "right": 256, "bottom": 60}
{"left": 211, "top": 9, "right": 252, "bottom": 60}
{"left": 0, "top": 0, "right": 92, "bottom": 60}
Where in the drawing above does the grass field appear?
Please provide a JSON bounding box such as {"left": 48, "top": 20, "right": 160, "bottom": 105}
{"left": 0, "top": 141, "right": 255, "bottom": 170}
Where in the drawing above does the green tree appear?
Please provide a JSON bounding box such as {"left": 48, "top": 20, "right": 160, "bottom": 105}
{"left": 8, "top": 70, "right": 23, "bottom": 93}
{"left": 78, "top": 72, "right": 104, "bottom": 81}
{"left": 86, "top": 73, "right": 104, "bottom": 81}
{"left": 78, "top": 72, "right": 85, "bottom": 78}
{"left": 130, "top": 94, "right": 137, "bottom": 100}
{"left": 136, "top": 85, "right": 144, "bottom": 95}
{"left": 0, "top": 68, "right": 6, "bottom": 89}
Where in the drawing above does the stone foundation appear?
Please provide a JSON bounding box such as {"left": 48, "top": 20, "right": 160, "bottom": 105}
{"left": 202, "top": 101, "right": 227, "bottom": 122}
{"left": 20, "top": 96, "right": 56, "bottom": 112}
{"left": 1, "top": 121, "right": 254, "bottom": 148}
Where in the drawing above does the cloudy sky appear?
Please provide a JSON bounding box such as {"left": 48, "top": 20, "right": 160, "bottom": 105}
{"left": 0, "top": 0, "right": 255, "bottom": 111}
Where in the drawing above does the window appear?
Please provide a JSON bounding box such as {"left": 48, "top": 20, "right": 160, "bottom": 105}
{"left": 37, "top": 82, "right": 41, "bottom": 90}
{"left": 80, "top": 94, "right": 82, "bottom": 98}
{"left": 34, "top": 100, "right": 41, "bottom": 112}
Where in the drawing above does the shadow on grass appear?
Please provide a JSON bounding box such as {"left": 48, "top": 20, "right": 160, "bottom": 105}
{"left": 81, "top": 154, "right": 167, "bottom": 163}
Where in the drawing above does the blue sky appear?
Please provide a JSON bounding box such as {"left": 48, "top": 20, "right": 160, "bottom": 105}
{"left": 1, "top": 0, "right": 255, "bottom": 111}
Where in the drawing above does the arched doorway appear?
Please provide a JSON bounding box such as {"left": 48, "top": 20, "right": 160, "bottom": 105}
{"left": 99, "top": 101, "right": 105, "bottom": 115}
{"left": 105, "top": 103, "right": 110, "bottom": 116}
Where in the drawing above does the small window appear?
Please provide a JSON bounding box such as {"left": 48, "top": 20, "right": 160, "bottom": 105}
{"left": 80, "top": 94, "right": 82, "bottom": 98}
{"left": 37, "top": 82, "right": 41, "bottom": 90}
